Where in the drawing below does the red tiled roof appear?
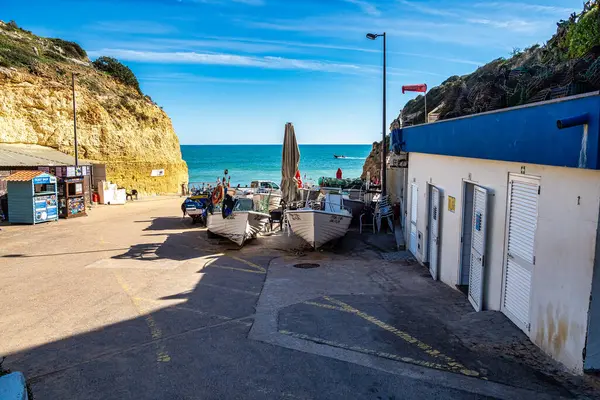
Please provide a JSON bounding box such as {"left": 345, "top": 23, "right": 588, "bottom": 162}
{"left": 3, "top": 170, "right": 47, "bottom": 182}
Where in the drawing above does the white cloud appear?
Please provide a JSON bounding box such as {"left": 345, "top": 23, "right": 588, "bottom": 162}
{"left": 466, "top": 18, "right": 541, "bottom": 33}
{"left": 397, "top": 0, "right": 459, "bottom": 17}
{"left": 232, "top": 0, "right": 265, "bottom": 5}
{"left": 88, "top": 48, "right": 365, "bottom": 74}
{"left": 392, "top": 51, "right": 483, "bottom": 66}
{"left": 181, "top": 0, "right": 265, "bottom": 5}
{"left": 99, "top": 35, "right": 482, "bottom": 66}
{"left": 91, "top": 21, "right": 175, "bottom": 34}
{"left": 342, "top": 0, "right": 381, "bottom": 16}
{"left": 473, "top": 2, "right": 576, "bottom": 14}
{"left": 140, "top": 73, "right": 269, "bottom": 84}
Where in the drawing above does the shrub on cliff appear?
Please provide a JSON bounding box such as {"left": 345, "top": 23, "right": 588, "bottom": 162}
{"left": 92, "top": 56, "right": 141, "bottom": 93}
{"left": 568, "top": 6, "right": 600, "bottom": 58}
{"left": 49, "top": 38, "right": 87, "bottom": 60}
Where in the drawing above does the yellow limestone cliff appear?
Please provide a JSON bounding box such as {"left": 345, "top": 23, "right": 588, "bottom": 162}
{"left": 0, "top": 21, "right": 188, "bottom": 194}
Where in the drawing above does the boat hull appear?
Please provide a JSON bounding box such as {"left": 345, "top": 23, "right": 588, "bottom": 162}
{"left": 207, "top": 211, "right": 270, "bottom": 246}
{"left": 286, "top": 210, "right": 352, "bottom": 249}
{"left": 343, "top": 198, "right": 366, "bottom": 220}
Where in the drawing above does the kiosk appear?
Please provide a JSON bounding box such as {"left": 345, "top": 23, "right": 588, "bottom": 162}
{"left": 4, "top": 171, "right": 58, "bottom": 224}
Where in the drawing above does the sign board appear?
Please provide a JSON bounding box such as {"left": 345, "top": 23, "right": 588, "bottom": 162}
{"left": 448, "top": 196, "right": 456, "bottom": 213}
{"left": 33, "top": 175, "right": 56, "bottom": 185}
{"left": 151, "top": 169, "right": 165, "bottom": 177}
{"left": 66, "top": 166, "right": 76, "bottom": 177}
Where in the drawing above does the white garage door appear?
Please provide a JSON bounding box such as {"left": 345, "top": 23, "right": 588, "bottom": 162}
{"left": 502, "top": 174, "right": 539, "bottom": 332}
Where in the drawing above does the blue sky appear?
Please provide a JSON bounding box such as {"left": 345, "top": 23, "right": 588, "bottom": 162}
{"left": 3, "top": 0, "right": 581, "bottom": 144}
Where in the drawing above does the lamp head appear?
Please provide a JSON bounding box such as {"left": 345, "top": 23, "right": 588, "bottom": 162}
{"left": 366, "top": 33, "right": 378, "bottom": 40}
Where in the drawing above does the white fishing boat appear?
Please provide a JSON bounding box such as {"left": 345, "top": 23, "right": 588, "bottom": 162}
{"left": 206, "top": 198, "right": 270, "bottom": 246}
{"left": 286, "top": 193, "right": 352, "bottom": 249}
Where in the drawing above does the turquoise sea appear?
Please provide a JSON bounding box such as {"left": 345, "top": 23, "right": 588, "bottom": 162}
{"left": 181, "top": 144, "right": 371, "bottom": 186}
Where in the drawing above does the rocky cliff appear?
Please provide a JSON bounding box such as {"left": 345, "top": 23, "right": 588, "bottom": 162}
{"left": 361, "top": 140, "right": 385, "bottom": 180}
{"left": 400, "top": 1, "right": 600, "bottom": 126}
{"left": 0, "top": 20, "right": 188, "bottom": 194}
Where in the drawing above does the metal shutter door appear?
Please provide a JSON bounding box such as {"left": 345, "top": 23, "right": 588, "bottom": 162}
{"left": 410, "top": 183, "right": 418, "bottom": 255}
{"left": 429, "top": 186, "right": 440, "bottom": 280}
{"left": 468, "top": 186, "right": 488, "bottom": 311}
{"left": 503, "top": 177, "right": 539, "bottom": 331}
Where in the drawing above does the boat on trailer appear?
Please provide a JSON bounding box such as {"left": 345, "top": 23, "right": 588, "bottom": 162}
{"left": 286, "top": 193, "right": 352, "bottom": 249}
{"left": 206, "top": 197, "right": 270, "bottom": 246}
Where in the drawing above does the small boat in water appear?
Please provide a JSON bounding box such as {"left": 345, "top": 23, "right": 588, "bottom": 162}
{"left": 333, "top": 155, "right": 346, "bottom": 159}
{"left": 206, "top": 195, "right": 270, "bottom": 246}
{"left": 286, "top": 193, "right": 352, "bottom": 249}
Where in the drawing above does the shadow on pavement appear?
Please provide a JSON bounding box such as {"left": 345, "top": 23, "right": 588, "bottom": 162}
{"left": 3, "top": 216, "right": 488, "bottom": 400}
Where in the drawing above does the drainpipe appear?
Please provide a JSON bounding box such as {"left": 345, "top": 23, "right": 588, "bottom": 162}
{"left": 557, "top": 113, "right": 590, "bottom": 168}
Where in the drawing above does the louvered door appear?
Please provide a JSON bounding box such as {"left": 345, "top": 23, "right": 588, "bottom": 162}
{"left": 502, "top": 174, "right": 539, "bottom": 332}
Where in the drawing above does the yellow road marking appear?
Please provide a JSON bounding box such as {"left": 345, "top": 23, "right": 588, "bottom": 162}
{"left": 114, "top": 273, "right": 171, "bottom": 362}
{"left": 279, "top": 330, "right": 450, "bottom": 372}
{"left": 133, "top": 297, "right": 232, "bottom": 320}
{"left": 317, "top": 296, "right": 481, "bottom": 378}
{"left": 196, "top": 282, "right": 261, "bottom": 296}
{"left": 198, "top": 254, "right": 266, "bottom": 274}
{"left": 226, "top": 254, "right": 266, "bottom": 273}
{"left": 303, "top": 301, "right": 348, "bottom": 312}
{"left": 208, "top": 264, "right": 265, "bottom": 274}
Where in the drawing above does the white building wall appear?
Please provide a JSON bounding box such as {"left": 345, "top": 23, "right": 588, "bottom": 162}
{"left": 405, "top": 152, "right": 600, "bottom": 373}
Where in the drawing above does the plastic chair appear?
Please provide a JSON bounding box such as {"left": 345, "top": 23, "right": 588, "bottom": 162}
{"left": 360, "top": 205, "right": 376, "bottom": 234}
{"left": 375, "top": 195, "right": 394, "bottom": 233}
{"left": 269, "top": 209, "right": 283, "bottom": 231}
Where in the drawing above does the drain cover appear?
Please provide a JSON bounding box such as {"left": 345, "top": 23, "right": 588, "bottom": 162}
{"left": 293, "top": 263, "right": 320, "bottom": 269}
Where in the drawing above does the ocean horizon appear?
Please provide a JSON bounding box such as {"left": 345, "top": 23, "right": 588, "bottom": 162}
{"left": 181, "top": 144, "right": 371, "bottom": 186}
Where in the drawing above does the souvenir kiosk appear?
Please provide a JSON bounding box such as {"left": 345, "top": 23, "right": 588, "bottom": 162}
{"left": 5, "top": 171, "right": 58, "bottom": 224}
{"left": 58, "top": 176, "right": 87, "bottom": 218}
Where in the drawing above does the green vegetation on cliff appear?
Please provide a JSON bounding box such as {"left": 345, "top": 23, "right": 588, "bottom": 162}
{"left": 0, "top": 20, "right": 188, "bottom": 194}
{"left": 400, "top": 0, "right": 600, "bottom": 126}
{"left": 92, "top": 56, "right": 141, "bottom": 94}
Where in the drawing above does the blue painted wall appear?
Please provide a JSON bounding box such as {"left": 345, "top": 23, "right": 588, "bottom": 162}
{"left": 392, "top": 93, "right": 600, "bottom": 170}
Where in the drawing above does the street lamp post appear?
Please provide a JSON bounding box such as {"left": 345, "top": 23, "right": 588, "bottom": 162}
{"left": 366, "top": 32, "right": 386, "bottom": 197}
{"left": 72, "top": 72, "right": 79, "bottom": 167}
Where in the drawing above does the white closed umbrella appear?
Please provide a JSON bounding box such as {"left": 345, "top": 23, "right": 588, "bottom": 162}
{"left": 280, "top": 122, "right": 300, "bottom": 204}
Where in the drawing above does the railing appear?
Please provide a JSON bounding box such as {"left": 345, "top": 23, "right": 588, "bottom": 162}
{"left": 305, "top": 199, "right": 352, "bottom": 214}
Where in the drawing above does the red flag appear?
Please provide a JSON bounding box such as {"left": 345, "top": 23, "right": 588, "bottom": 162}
{"left": 402, "top": 84, "right": 427, "bottom": 94}
{"left": 295, "top": 170, "right": 303, "bottom": 188}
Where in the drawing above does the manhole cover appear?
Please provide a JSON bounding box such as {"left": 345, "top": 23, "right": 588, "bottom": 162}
{"left": 293, "top": 263, "right": 320, "bottom": 269}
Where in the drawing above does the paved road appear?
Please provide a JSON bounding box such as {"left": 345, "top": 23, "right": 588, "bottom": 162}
{"left": 0, "top": 198, "right": 537, "bottom": 399}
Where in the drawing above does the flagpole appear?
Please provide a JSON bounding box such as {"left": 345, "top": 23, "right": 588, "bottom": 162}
{"left": 424, "top": 90, "right": 427, "bottom": 124}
